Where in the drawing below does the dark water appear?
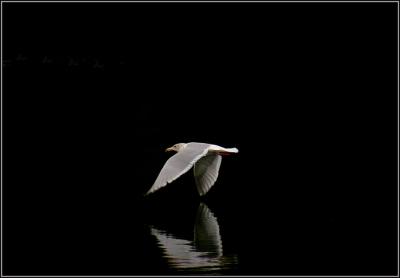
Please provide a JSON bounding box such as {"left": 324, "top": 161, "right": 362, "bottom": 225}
{"left": 4, "top": 144, "right": 397, "bottom": 276}
{"left": 3, "top": 2, "right": 397, "bottom": 276}
{"left": 148, "top": 203, "right": 238, "bottom": 274}
{"left": 3, "top": 65, "right": 398, "bottom": 275}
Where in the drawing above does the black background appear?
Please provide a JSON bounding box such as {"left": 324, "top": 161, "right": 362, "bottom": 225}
{"left": 3, "top": 2, "right": 398, "bottom": 276}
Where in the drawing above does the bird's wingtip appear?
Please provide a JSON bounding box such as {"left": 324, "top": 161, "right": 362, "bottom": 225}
{"left": 143, "top": 190, "right": 151, "bottom": 197}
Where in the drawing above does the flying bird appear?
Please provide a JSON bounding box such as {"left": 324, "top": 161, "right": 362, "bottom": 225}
{"left": 145, "top": 142, "right": 239, "bottom": 196}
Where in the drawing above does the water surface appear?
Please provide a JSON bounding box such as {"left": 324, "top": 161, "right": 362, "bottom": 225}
{"left": 149, "top": 202, "right": 238, "bottom": 274}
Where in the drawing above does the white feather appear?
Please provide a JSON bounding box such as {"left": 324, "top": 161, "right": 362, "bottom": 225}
{"left": 194, "top": 154, "right": 222, "bottom": 196}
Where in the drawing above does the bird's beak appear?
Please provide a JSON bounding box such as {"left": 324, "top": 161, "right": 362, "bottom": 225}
{"left": 165, "top": 147, "right": 173, "bottom": 152}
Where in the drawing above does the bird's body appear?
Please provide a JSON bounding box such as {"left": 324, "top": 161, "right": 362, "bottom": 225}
{"left": 145, "top": 142, "right": 238, "bottom": 196}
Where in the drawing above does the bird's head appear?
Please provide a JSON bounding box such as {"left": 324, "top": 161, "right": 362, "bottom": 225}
{"left": 165, "top": 143, "right": 187, "bottom": 152}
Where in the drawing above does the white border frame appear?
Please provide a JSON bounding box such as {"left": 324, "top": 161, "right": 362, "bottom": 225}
{"left": 1, "top": 1, "right": 398, "bottom": 277}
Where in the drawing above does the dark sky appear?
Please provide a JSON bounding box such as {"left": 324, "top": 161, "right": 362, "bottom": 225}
{"left": 3, "top": 2, "right": 398, "bottom": 276}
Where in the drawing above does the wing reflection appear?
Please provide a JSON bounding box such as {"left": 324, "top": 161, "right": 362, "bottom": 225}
{"left": 150, "top": 202, "right": 237, "bottom": 272}
{"left": 194, "top": 203, "right": 223, "bottom": 256}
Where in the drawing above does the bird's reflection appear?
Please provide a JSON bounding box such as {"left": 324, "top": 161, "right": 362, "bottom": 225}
{"left": 149, "top": 203, "right": 237, "bottom": 273}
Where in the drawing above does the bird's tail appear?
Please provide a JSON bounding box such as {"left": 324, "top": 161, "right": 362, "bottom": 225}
{"left": 217, "top": 147, "right": 239, "bottom": 156}
{"left": 226, "top": 148, "right": 239, "bottom": 153}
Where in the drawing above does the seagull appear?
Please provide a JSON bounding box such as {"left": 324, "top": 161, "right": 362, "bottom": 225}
{"left": 145, "top": 142, "right": 239, "bottom": 196}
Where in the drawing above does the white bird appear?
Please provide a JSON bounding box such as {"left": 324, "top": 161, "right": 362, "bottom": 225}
{"left": 145, "top": 142, "right": 239, "bottom": 196}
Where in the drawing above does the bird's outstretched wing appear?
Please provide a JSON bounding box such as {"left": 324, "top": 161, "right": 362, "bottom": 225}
{"left": 194, "top": 154, "right": 222, "bottom": 196}
{"left": 145, "top": 143, "right": 211, "bottom": 195}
